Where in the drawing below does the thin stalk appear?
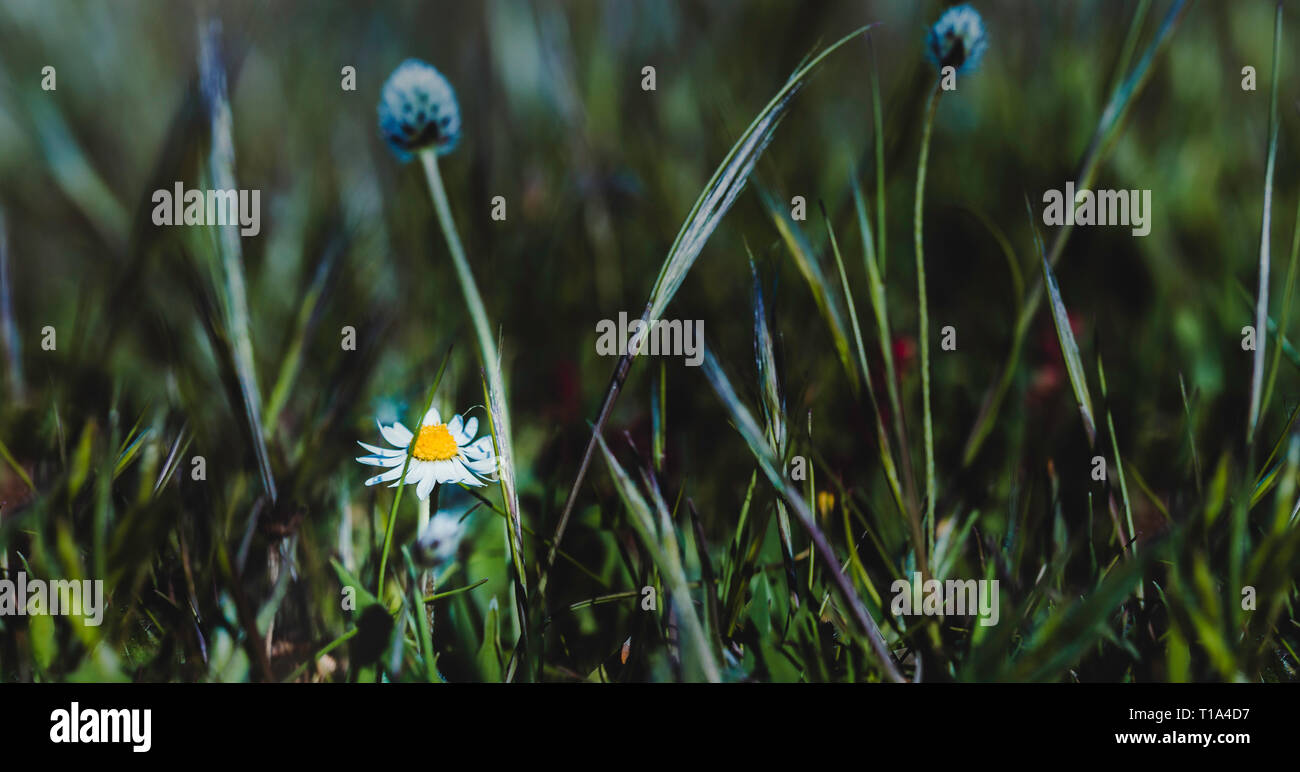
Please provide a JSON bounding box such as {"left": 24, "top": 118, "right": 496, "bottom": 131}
{"left": 914, "top": 84, "right": 942, "bottom": 558}
{"left": 420, "top": 150, "right": 527, "bottom": 600}
{"left": 417, "top": 495, "right": 432, "bottom": 606}
{"left": 869, "top": 32, "right": 886, "bottom": 282}
{"left": 420, "top": 152, "right": 503, "bottom": 413}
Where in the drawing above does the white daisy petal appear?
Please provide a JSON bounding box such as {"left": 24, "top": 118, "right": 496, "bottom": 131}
{"left": 358, "top": 441, "right": 405, "bottom": 457}
{"left": 379, "top": 421, "right": 413, "bottom": 448}
{"left": 389, "top": 462, "right": 426, "bottom": 488}
{"left": 459, "top": 463, "right": 487, "bottom": 487}
{"left": 454, "top": 458, "right": 486, "bottom": 485}
{"left": 421, "top": 407, "right": 442, "bottom": 427}
{"left": 365, "top": 466, "right": 405, "bottom": 487}
{"left": 458, "top": 416, "right": 478, "bottom": 444}
{"left": 463, "top": 455, "right": 496, "bottom": 476}
{"left": 449, "top": 458, "right": 471, "bottom": 483}
{"left": 463, "top": 436, "right": 494, "bottom": 460}
{"left": 356, "top": 454, "right": 406, "bottom": 468}
{"left": 416, "top": 471, "right": 437, "bottom": 501}
{"left": 428, "top": 460, "right": 455, "bottom": 484}
{"left": 447, "top": 414, "right": 464, "bottom": 440}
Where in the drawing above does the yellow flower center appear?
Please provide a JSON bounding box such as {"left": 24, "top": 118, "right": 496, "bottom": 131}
{"left": 412, "top": 423, "right": 459, "bottom": 462}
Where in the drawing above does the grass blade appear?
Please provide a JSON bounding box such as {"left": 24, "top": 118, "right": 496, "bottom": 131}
{"left": 1031, "top": 196, "right": 1096, "bottom": 446}
{"left": 541, "top": 24, "right": 878, "bottom": 592}
{"left": 1248, "top": 2, "right": 1283, "bottom": 442}
{"left": 198, "top": 19, "right": 276, "bottom": 504}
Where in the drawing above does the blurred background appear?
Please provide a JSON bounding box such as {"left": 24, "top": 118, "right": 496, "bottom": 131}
{"left": 0, "top": 0, "right": 1296, "bottom": 683}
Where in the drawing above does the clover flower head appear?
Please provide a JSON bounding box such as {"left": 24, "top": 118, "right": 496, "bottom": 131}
{"left": 377, "top": 58, "right": 461, "bottom": 161}
{"left": 413, "top": 510, "right": 467, "bottom": 569}
{"left": 926, "top": 4, "right": 988, "bottom": 75}
{"left": 356, "top": 407, "right": 496, "bottom": 500}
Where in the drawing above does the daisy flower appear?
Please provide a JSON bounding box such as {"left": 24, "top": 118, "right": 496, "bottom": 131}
{"left": 925, "top": 4, "right": 988, "bottom": 75}
{"left": 357, "top": 407, "right": 496, "bottom": 500}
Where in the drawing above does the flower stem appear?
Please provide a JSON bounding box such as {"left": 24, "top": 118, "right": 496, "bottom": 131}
{"left": 420, "top": 150, "right": 529, "bottom": 624}
{"left": 914, "top": 85, "right": 942, "bottom": 570}
{"left": 417, "top": 494, "right": 432, "bottom": 607}
{"left": 420, "top": 151, "right": 501, "bottom": 384}
{"left": 417, "top": 494, "right": 431, "bottom": 535}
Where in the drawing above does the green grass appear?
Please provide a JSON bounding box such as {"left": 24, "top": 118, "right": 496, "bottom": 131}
{"left": 0, "top": 0, "right": 1297, "bottom": 684}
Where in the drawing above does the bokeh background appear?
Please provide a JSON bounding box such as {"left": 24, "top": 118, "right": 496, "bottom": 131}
{"left": 0, "top": 0, "right": 1297, "bottom": 682}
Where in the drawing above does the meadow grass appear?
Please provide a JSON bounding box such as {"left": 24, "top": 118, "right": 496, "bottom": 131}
{"left": 0, "top": 1, "right": 1297, "bottom": 685}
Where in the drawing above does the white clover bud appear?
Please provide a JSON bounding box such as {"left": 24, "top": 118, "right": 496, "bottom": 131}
{"left": 412, "top": 511, "right": 467, "bottom": 569}
{"left": 377, "top": 58, "right": 461, "bottom": 161}
{"left": 926, "top": 4, "right": 988, "bottom": 75}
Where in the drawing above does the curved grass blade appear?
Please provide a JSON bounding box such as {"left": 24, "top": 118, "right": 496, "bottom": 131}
{"left": 541, "top": 24, "right": 879, "bottom": 593}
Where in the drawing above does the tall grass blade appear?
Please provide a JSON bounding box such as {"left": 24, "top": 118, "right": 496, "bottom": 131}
{"left": 1248, "top": 2, "right": 1283, "bottom": 442}
{"left": 541, "top": 25, "right": 878, "bottom": 591}
{"left": 198, "top": 19, "right": 276, "bottom": 504}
